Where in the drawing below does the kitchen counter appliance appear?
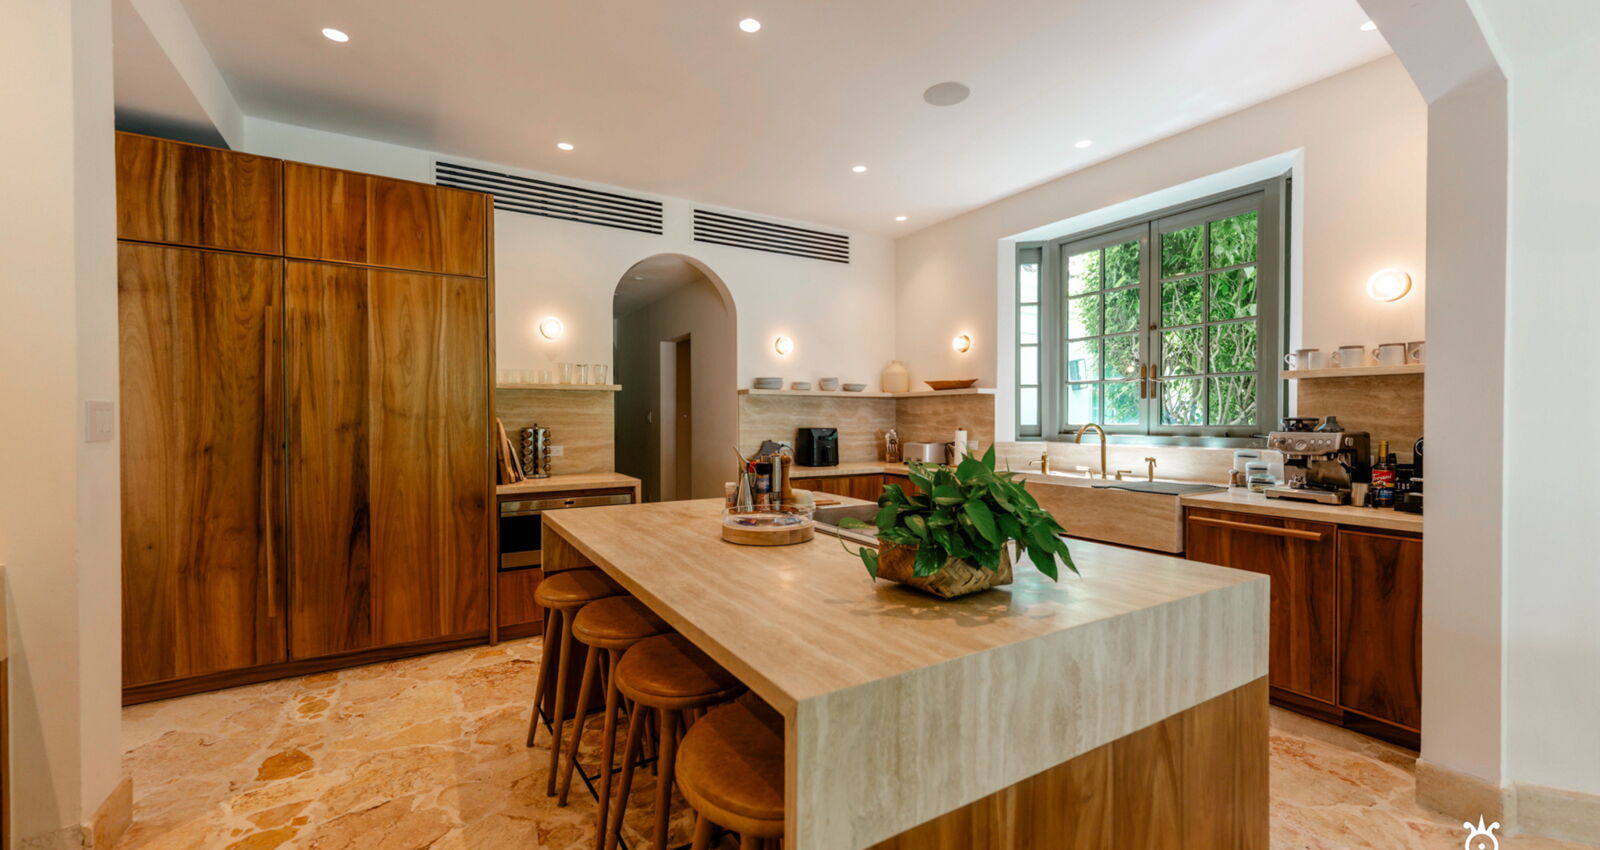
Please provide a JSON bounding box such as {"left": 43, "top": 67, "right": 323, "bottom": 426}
{"left": 900, "top": 442, "right": 947, "bottom": 464}
{"left": 1263, "top": 430, "right": 1371, "bottom": 505}
{"left": 795, "top": 427, "right": 839, "bottom": 467}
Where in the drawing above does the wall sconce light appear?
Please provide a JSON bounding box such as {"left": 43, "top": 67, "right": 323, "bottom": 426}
{"left": 774, "top": 335, "right": 794, "bottom": 356}
{"left": 952, "top": 333, "right": 972, "bottom": 354}
{"left": 538, "top": 317, "right": 565, "bottom": 340}
{"left": 1366, "top": 269, "right": 1412, "bottom": 302}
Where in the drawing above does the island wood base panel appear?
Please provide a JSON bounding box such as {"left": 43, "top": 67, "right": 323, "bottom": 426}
{"left": 869, "top": 677, "right": 1269, "bottom": 850}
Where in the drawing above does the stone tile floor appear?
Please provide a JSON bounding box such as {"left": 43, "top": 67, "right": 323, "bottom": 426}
{"left": 119, "top": 638, "right": 1592, "bottom": 849}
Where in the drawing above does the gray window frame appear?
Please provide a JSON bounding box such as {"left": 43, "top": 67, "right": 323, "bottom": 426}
{"left": 1017, "top": 175, "right": 1289, "bottom": 444}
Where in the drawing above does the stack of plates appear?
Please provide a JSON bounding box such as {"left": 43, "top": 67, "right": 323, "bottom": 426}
{"left": 753, "top": 377, "right": 783, "bottom": 390}
{"left": 791, "top": 381, "right": 812, "bottom": 391}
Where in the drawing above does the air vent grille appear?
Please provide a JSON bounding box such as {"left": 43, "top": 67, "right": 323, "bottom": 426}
{"left": 692, "top": 209, "right": 849, "bottom": 264}
{"left": 435, "top": 161, "right": 663, "bottom": 235}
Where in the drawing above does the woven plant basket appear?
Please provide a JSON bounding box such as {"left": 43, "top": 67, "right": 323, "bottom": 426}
{"left": 876, "top": 543, "right": 1014, "bottom": 599}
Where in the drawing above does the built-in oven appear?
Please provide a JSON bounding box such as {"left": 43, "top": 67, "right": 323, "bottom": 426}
{"left": 499, "top": 491, "right": 634, "bottom": 570}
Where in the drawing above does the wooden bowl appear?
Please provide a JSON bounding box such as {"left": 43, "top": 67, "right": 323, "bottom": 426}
{"left": 925, "top": 379, "right": 979, "bottom": 391}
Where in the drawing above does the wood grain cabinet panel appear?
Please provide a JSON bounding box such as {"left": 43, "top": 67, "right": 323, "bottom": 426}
{"left": 1338, "top": 530, "right": 1423, "bottom": 730}
{"left": 119, "top": 243, "right": 286, "bottom": 685}
{"left": 287, "top": 262, "right": 490, "bottom": 659}
{"left": 283, "top": 162, "right": 487, "bottom": 276}
{"left": 115, "top": 133, "right": 281, "bottom": 254}
{"left": 1185, "top": 509, "right": 1338, "bottom": 703}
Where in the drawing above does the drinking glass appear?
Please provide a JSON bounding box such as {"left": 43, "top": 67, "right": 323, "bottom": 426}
{"left": 558, "top": 363, "right": 573, "bottom": 384}
{"left": 593, "top": 365, "right": 609, "bottom": 384}
{"left": 573, "top": 364, "right": 589, "bottom": 384}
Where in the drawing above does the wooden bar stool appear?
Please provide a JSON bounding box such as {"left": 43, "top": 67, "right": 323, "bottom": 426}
{"left": 677, "top": 700, "right": 785, "bottom": 850}
{"left": 555, "top": 595, "right": 671, "bottom": 844}
{"left": 606, "top": 634, "right": 744, "bottom": 850}
{"left": 525, "top": 567, "right": 624, "bottom": 796}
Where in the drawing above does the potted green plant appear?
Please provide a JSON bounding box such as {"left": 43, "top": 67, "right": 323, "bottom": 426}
{"left": 839, "top": 446, "right": 1077, "bottom": 598}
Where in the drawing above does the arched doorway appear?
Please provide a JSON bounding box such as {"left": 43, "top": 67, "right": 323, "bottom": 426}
{"left": 612, "top": 254, "right": 737, "bottom": 502}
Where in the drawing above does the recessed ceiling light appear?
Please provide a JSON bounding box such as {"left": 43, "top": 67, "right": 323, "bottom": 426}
{"left": 852, "top": 165, "right": 867, "bottom": 173}
{"left": 895, "top": 216, "right": 908, "bottom": 222}
{"left": 1360, "top": 20, "right": 1377, "bottom": 31}
{"left": 739, "top": 18, "right": 761, "bottom": 33}
{"left": 321, "top": 27, "right": 349, "bottom": 42}
{"left": 556, "top": 142, "right": 575, "bottom": 151}
{"left": 1075, "top": 139, "right": 1093, "bottom": 149}
{"left": 923, "top": 82, "right": 971, "bottom": 107}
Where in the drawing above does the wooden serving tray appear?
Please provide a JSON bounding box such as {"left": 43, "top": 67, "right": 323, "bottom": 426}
{"left": 721, "top": 521, "right": 815, "bottom": 546}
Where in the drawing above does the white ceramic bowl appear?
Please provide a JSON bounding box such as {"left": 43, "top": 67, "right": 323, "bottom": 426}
{"left": 843, "top": 383, "right": 867, "bottom": 392}
{"left": 818, "top": 377, "right": 840, "bottom": 391}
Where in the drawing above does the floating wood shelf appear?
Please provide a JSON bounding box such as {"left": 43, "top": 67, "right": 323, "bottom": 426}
{"left": 1279, "top": 364, "right": 1423, "bottom": 380}
{"left": 738, "top": 387, "right": 997, "bottom": 399}
{"left": 496, "top": 382, "right": 622, "bottom": 392}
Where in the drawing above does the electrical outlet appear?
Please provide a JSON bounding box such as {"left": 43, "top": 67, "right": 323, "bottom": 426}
{"left": 85, "top": 401, "right": 115, "bottom": 442}
{"left": 548, "top": 445, "right": 565, "bottom": 457}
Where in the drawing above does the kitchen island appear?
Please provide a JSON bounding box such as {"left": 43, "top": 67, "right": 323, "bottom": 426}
{"left": 543, "top": 498, "right": 1270, "bottom": 849}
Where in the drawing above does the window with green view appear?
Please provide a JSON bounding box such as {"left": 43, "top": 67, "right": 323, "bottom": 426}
{"left": 1017, "top": 181, "right": 1284, "bottom": 440}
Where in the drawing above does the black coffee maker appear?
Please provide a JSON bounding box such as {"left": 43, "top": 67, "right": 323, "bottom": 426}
{"left": 795, "top": 427, "right": 839, "bottom": 467}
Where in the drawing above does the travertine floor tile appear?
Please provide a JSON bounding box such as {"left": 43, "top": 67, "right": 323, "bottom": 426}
{"left": 118, "top": 639, "right": 1594, "bottom": 849}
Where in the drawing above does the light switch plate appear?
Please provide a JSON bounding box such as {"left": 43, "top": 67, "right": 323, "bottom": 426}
{"left": 85, "top": 401, "right": 115, "bottom": 442}
{"left": 548, "top": 445, "right": 564, "bottom": 457}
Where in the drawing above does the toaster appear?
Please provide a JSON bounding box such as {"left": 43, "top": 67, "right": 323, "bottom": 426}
{"left": 900, "top": 442, "right": 947, "bottom": 464}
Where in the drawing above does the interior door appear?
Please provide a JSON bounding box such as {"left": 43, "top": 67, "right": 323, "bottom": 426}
{"left": 287, "top": 261, "right": 490, "bottom": 658}
{"left": 120, "top": 243, "right": 287, "bottom": 685}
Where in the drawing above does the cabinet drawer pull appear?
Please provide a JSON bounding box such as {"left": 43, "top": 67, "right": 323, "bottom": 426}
{"left": 1191, "top": 516, "right": 1328, "bottom": 542}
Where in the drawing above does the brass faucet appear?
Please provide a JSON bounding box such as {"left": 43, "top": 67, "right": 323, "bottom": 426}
{"left": 1027, "top": 451, "right": 1051, "bottom": 475}
{"left": 1145, "top": 456, "right": 1158, "bottom": 482}
{"left": 1073, "top": 423, "right": 1108, "bottom": 479}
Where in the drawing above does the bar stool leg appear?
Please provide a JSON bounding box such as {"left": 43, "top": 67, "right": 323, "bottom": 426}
{"left": 557, "top": 638, "right": 603, "bottom": 805}
{"left": 594, "top": 649, "right": 624, "bottom": 850}
{"left": 654, "top": 709, "right": 681, "bottom": 850}
{"left": 606, "top": 705, "right": 650, "bottom": 850}
{"left": 690, "top": 814, "right": 715, "bottom": 850}
{"left": 545, "top": 608, "right": 576, "bottom": 796}
{"left": 525, "top": 611, "right": 559, "bottom": 747}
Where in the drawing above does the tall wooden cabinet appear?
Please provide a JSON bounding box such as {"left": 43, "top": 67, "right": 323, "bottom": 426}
{"left": 117, "top": 132, "right": 494, "bottom": 702}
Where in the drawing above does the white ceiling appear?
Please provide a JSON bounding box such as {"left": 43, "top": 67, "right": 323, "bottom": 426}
{"left": 113, "top": 0, "right": 225, "bottom": 146}
{"left": 612, "top": 255, "right": 711, "bottom": 316}
{"left": 175, "top": 0, "right": 1389, "bottom": 234}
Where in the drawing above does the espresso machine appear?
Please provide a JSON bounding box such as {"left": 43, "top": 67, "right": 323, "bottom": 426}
{"left": 1263, "top": 429, "right": 1371, "bottom": 504}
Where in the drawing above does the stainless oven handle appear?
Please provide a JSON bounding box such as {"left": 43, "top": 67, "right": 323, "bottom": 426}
{"left": 501, "top": 494, "right": 632, "bottom": 517}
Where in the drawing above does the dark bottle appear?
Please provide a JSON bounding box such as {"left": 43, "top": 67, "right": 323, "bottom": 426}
{"left": 1371, "top": 440, "right": 1397, "bottom": 507}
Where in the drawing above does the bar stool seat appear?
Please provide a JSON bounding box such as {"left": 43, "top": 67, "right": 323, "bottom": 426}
{"left": 677, "top": 701, "right": 786, "bottom": 843}
{"left": 616, "top": 634, "right": 743, "bottom": 708}
{"left": 536, "top": 568, "right": 623, "bottom": 607}
{"left": 526, "top": 567, "right": 625, "bottom": 793}
{"left": 606, "top": 634, "right": 745, "bottom": 850}
{"left": 573, "top": 596, "right": 669, "bottom": 649}
{"left": 555, "top": 596, "right": 672, "bottom": 819}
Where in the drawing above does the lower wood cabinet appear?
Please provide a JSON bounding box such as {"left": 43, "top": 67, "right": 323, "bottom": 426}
{"left": 792, "top": 473, "right": 887, "bottom": 501}
{"left": 1338, "top": 530, "right": 1423, "bottom": 732}
{"left": 1184, "top": 509, "right": 1338, "bottom": 704}
{"left": 1185, "top": 508, "right": 1422, "bottom": 747}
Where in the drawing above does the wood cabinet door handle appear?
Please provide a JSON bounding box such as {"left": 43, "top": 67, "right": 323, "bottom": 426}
{"left": 1190, "top": 515, "right": 1328, "bottom": 542}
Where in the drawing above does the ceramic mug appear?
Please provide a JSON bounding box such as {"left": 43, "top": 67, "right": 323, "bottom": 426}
{"left": 1371, "top": 342, "right": 1407, "bottom": 366}
{"left": 1283, "top": 348, "right": 1324, "bottom": 370}
{"left": 1331, "top": 345, "right": 1366, "bottom": 368}
{"left": 1407, "top": 341, "right": 1425, "bottom": 364}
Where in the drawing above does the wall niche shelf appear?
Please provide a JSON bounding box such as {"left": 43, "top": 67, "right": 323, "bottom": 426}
{"left": 497, "top": 382, "right": 622, "bottom": 392}
{"left": 738, "top": 387, "right": 996, "bottom": 399}
{"left": 1279, "top": 364, "right": 1424, "bottom": 380}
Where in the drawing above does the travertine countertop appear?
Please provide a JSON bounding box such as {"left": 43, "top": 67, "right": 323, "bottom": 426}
{"left": 788, "top": 460, "right": 908, "bottom": 478}
{"left": 1182, "top": 488, "right": 1424, "bottom": 533}
{"left": 544, "top": 498, "right": 1267, "bottom": 849}
{"left": 495, "top": 472, "right": 640, "bottom": 497}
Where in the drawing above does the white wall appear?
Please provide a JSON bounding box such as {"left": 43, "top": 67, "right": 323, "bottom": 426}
{"left": 894, "top": 56, "right": 1427, "bottom": 408}
{"left": 614, "top": 274, "right": 739, "bottom": 502}
{"left": 1471, "top": 0, "right": 1600, "bottom": 800}
{"left": 1, "top": 0, "right": 124, "bottom": 842}
{"left": 242, "top": 117, "right": 898, "bottom": 392}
